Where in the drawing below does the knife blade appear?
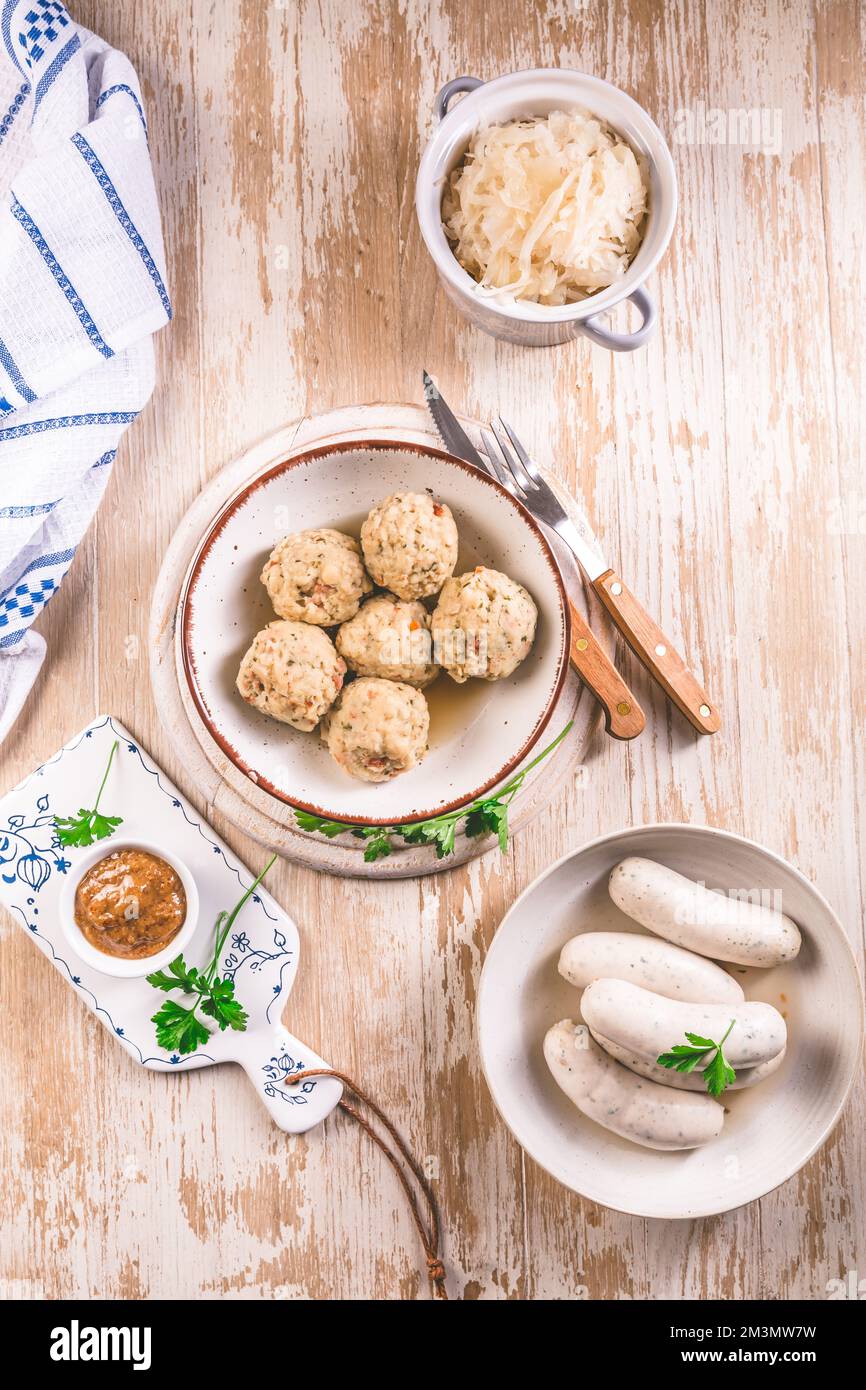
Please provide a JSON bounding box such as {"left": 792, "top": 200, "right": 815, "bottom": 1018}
{"left": 426, "top": 371, "right": 609, "bottom": 577}
{"left": 423, "top": 371, "right": 645, "bottom": 741}
{"left": 423, "top": 371, "right": 489, "bottom": 471}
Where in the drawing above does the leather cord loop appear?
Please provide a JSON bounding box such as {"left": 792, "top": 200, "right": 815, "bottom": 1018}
{"left": 281, "top": 1067, "right": 448, "bottom": 1300}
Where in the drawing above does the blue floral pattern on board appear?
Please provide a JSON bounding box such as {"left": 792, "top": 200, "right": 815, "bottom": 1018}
{"left": 0, "top": 716, "right": 294, "bottom": 1072}
{"left": 222, "top": 922, "right": 294, "bottom": 1023}
{"left": 263, "top": 1048, "right": 317, "bottom": 1105}
{"left": 0, "top": 792, "right": 62, "bottom": 892}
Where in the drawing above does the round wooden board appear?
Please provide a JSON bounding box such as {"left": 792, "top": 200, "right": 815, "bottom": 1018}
{"left": 148, "top": 403, "right": 616, "bottom": 877}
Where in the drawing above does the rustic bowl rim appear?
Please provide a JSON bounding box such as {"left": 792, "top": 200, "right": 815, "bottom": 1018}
{"left": 178, "top": 437, "right": 572, "bottom": 826}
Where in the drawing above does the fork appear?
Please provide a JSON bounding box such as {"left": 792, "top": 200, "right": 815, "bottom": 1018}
{"left": 470, "top": 442, "right": 646, "bottom": 742}
{"left": 479, "top": 418, "right": 721, "bottom": 736}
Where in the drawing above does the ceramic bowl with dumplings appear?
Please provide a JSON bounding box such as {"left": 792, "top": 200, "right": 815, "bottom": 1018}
{"left": 178, "top": 439, "right": 571, "bottom": 826}
{"left": 477, "top": 823, "right": 863, "bottom": 1218}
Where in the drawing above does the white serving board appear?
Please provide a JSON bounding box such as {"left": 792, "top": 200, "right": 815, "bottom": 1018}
{"left": 0, "top": 714, "right": 342, "bottom": 1133}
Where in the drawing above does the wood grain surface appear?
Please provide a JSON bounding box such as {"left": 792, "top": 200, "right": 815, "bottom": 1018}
{"left": 1, "top": 0, "right": 864, "bottom": 1301}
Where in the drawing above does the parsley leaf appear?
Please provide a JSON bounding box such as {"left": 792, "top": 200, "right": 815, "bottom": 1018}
{"left": 152, "top": 999, "right": 211, "bottom": 1055}
{"left": 146, "top": 954, "right": 201, "bottom": 993}
{"left": 294, "top": 811, "right": 349, "bottom": 839}
{"left": 294, "top": 722, "right": 573, "bottom": 863}
{"left": 146, "top": 856, "right": 275, "bottom": 1056}
{"left": 88, "top": 811, "right": 123, "bottom": 842}
{"left": 200, "top": 977, "right": 248, "bottom": 1032}
{"left": 412, "top": 816, "right": 456, "bottom": 858}
{"left": 54, "top": 810, "right": 96, "bottom": 849}
{"left": 657, "top": 1019, "right": 738, "bottom": 1096}
{"left": 55, "top": 740, "right": 123, "bottom": 848}
{"left": 362, "top": 833, "right": 393, "bottom": 863}
{"left": 703, "top": 1048, "right": 737, "bottom": 1098}
{"left": 394, "top": 822, "right": 429, "bottom": 845}
{"left": 465, "top": 800, "right": 509, "bottom": 853}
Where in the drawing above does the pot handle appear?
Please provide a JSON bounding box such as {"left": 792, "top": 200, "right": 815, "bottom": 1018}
{"left": 581, "top": 285, "right": 657, "bottom": 352}
{"left": 435, "top": 75, "right": 484, "bottom": 121}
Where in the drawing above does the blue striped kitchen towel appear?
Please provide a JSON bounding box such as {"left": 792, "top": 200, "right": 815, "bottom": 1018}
{"left": 0, "top": 1, "right": 170, "bottom": 742}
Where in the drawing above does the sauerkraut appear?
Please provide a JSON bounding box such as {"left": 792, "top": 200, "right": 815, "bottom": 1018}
{"left": 442, "top": 109, "right": 648, "bottom": 306}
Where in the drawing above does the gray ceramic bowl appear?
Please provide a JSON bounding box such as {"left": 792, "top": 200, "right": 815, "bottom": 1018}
{"left": 478, "top": 823, "right": 863, "bottom": 1218}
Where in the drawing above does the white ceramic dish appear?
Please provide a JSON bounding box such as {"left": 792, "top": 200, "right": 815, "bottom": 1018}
{"left": 478, "top": 824, "right": 863, "bottom": 1218}
{"left": 0, "top": 715, "right": 341, "bottom": 1133}
{"left": 416, "top": 67, "right": 677, "bottom": 350}
{"left": 153, "top": 406, "right": 611, "bottom": 877}
{"left": 58, "top": 837, "right": 200, "bottom": 979}
{"left": 179, "top": 439, "right": 570, "bottom": 827}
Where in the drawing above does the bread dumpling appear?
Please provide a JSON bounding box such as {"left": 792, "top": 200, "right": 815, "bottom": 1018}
{"left": 320, "top": 676, "right": 429, "bottom": 782}
{"left": 237, "top": 620, "right": 346, "bottom": 731}
{"left": 360, "top": 492, "right": 458, "bottom": 601}
{"left": 261, "top": 528, "right": 372, "bottom": 625}
{"left": 432, "top": 566, "right": 537, "bottom": 682}
{"left": 336, "top": 593, "right": 438, "bottom": 688}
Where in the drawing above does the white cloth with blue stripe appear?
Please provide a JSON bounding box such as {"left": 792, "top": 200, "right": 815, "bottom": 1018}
{"left": 0, "top": 1, "right": 170, "bottom": 741}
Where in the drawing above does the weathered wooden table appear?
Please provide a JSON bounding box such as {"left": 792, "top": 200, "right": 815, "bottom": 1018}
{"left": 1, "top": 0, "right": 863, "bottom": 1300}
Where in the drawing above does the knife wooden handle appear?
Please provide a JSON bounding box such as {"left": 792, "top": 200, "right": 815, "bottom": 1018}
{"left": 568, "top": 599, "right": 645, "bottom": 740}
{"left": 593, "top": 570, "right": 721, "bottom": 735}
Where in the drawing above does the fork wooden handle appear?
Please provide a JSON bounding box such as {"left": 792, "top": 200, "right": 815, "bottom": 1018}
{"left": 593, "top": 570, "right": 721, "bottom": 735}
{"left": 568, "top": 599, "right": 645, "bottom": 740}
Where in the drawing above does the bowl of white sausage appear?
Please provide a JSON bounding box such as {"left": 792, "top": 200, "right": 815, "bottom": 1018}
{"left": 477, "top": 824, "right": 863, "bottom": 1218}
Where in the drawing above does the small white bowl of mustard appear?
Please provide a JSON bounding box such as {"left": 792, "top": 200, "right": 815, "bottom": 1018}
{"left": 59, "top": 838, "right": 200, "bottom": 979}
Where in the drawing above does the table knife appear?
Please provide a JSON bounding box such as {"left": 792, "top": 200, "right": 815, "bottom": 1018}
{"left": 424, "top": 375, "right": 720, "bottom": 736}
{"left": 423, "top": 375, "right": 646, "bottom": 741}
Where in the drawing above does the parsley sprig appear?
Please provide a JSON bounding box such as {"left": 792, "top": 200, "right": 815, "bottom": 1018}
{"left": 54, "top": 739, "right": 123, "bottom": 848}
{"left": 146, "top": 854, "right": 276, "bottom": 1055}
{"left": 295, "top": 721, "right": 572, "bottom": 862}
{"left": 657, "top": 1019, "right": 737, "bottom": 1098}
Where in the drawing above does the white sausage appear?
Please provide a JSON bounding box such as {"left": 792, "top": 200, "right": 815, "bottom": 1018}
{"left": 609, "top": 857, "right": 801, "bottom": 968}
{"left": 581, "top": 977, "right": 787, "bottom": 1069}
{"left": 558, "top": 931, "right": 744, "bottom": 1004}
{"left": 544, "top": 1020, "right": 724, "bottom": 1151}
{"left": 591, "top": 1030, "right": 787, "bottom": 1092}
